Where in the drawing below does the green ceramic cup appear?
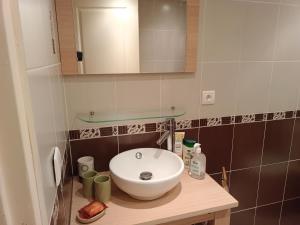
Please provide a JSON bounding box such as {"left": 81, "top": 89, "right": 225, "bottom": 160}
{"left": 82, "top": 170, "right": 98, "bottom": 199}
{"left": 94, "top": 175, "right": 111, "bottom": 203}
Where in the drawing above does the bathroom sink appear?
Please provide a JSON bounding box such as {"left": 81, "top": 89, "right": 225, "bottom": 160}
{"left": 109, "top": 148, "right": 184, "bottom": 200}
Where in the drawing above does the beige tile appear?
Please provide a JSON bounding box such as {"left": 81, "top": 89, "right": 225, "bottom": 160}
{"left": 269, "top": 62, "right": 300, "bottom": 112}
{"left": 27, "top": 66, "right": 58, "bottom": 222}
{"left": 203, "top": 0, "right": 243, "bottom": 61}
{"left": 237, "top": 62, "right": 273, "bottom": 115}
{"left": 153, "top": 0, "right": 186, "bottom": 30}
{"left": 115, "top": 74, "right": 161, "bottom": 112}
{"left": 161, "top": 72, "right": 201, "bottom": 120}
{"left": 240, "top": 2, "right": 278, "bottom": 60}
{"left": 280, "top": 0, "right": 300, "bottom": 5}
{"left": 49, "top": 65, "right": 67, "bottom": 152}
{"left": 275, "top": 4, "right": 300, "bottom": 60}
{"left": 138, "top": 0, "right": 155, "bottom": 29}
{"left": 139, "top": 29, "right": 155, "bottom": 60}
{"left": 200, "top": 63, "right": 239, "bottom": 118}
{"left": 64, "top": 75, "right": 116, "bottom": 129}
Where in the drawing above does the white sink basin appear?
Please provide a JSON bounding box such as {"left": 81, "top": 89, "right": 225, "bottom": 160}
{"left": 109, "top": 148, "right": 184, "bottom": 200}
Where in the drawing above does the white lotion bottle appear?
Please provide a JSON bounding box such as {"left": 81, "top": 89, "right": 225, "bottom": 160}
{"left": 189, "top": 143, "right": 206, "bottom": 180}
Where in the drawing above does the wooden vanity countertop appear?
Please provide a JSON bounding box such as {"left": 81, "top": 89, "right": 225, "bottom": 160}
{"left": 70, "top": 171, "right": 238, "bottom": 225}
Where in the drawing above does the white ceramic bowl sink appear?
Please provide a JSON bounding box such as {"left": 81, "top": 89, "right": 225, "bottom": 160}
{"left": 109, "top": 148, "right": 184, "bottom": 200}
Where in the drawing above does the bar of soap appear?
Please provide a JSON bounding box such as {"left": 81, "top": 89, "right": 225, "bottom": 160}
{"left": 79, "top": 201, "right": 107, "bottom": 219}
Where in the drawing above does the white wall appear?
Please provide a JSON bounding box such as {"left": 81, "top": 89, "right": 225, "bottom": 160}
{"left": 65, "top": 0, "right": 300, "bottom": 130}
{"left": 18, "top": 0, "right": 68, "bottom": 224}
{"left": 0, "top": 1, "right": 41, "bottom": 224}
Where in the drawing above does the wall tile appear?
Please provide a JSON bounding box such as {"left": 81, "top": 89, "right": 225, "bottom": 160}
{"left": 284, "top": 160, "right": 300, "bottom": 199}
{"left": 70, "top": 137, "right": 118, "bottom": 174}
{"left": 230, "top": 168, "right": 260, "bottom": 211}
{"left": 269, "top": 62, "right": 300, "bottom": 112}
{"left": 162, "top": 73, "right": 200, "bottom": 120}
{"left": 201, "top": 63, "right": 239, "bottom": 118}
{"left": 290, "top": 118, "right": 300, "bottom": 160}
{"left": 275, "top": 4, "right": 300, "bottom": 60}
{"left": 64, "top": 75, "right": 116, "bottom": 129}
{"left": 179, "top": 128, "right": 199, "bottom": 143}
{"left": 210, "top": 173, "right": 223, "bottom": 187}
{"left": 203, "top": 0, "right": 243, "bottom": 61}
{"left": 199, "top": 125, "right": 233, "bottom": 174}
{"left": 28, "top": 66, "right": 58, "bottom": 222}
{"left": 255, "top": 202, "right": 281, "bottom": 225}
{"left": 231, "top": 209, "right": 255, "bottom": 225}
{"left": 231, "top": 122, "right": 265, "bottom": 170}
{"left": 281, "top": 198, "right": 300, "bottom": 225}
{"left": 116, "top": 74, "right": 160, "bottom": 112}
{"left": 257, "top": 162, "right": 288, "bottom": 205}
{"left": 240, "top": 2, "right": 278, "bottom": 61}
{"left": 49, "top": 65, "right": 67, "bottom": 153}
{"left": 236, "top": 62, "right": 272, "bottom": 115}
{"left": 118, "top": 132, "right": 161, "bottom": 153}
{"left": 262, "top": 119, "right": 294, "bottom": 165}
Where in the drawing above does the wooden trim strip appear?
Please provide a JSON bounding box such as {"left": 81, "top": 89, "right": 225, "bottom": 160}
{"left": 185, "top": 0, "right": 200, "bottom": 72}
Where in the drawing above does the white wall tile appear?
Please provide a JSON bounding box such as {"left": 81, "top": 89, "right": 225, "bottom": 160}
{"left": 49, "top": 65, "right": 67, "bottom": 152}
{"left": 161, "top": 72, "right": 201, "bottom": 120}
{"left": 237, "top": 62, "right": 273, "bottom": 115}
{"left": 269, "top": 62, "right": 300, "bottom": 112}
{"left": 203, "top": 0, "right": 243, "bottom": 61}
{"left": 240, "top": 2, "right": 278, "bottom": 60}
{"left": 275, "top": 4, "right": 300, "bottom": 60}
{"left": 115, "top": 74, "right": 160, "bottom": 112}
{"left": 64, "top": 75, "right": 116, "bottom": 129}
{"left": 200, "top": 63, "right": 239, "bottom": 118}
{"left": 27, "top": 66, "right": 58, "bottom": 223}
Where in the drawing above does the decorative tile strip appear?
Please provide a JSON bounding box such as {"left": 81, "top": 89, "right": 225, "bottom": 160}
{"left": 127, "top": 124, "right": 145, "bottom": 135}
{"left": 191, "top": 119, "right": 200, "bottom": 128}
{"left": 176, "top": 120, "right": 192, "bottom": 130}
{"left": 156, "top": 122, "right": 166, "bottom": 132}
{"left": 80, "top": 128, "right": 101, "bottom": 139}
{"left": 263, "top": 113, "right": 268, "bottom": 121}
{"left": 231, "top": 116, "right": 235, "bottom": 124}
{"left": 241, "top": 114, "right": 255, "bottom": 123}
{"left": 207, "top": 117, "right": 222, "bottom": 127}
{"left": 221, "top": 116, "right": 232, "bottom": 125}
{"left": 112, "top": 126, "right": 118, "bottom": 136}
{"left": 273, "top": 112, "right": 286, "bottom": 120}
{"left": 69, "top": 110, "right": 299, "bottom": 140}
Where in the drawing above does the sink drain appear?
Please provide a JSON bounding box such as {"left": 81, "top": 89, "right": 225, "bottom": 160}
{"left": 139, "top": 171, "right": 152, "bottom": 180}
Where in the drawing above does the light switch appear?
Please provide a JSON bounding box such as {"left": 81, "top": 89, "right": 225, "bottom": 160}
{"left": 202, "top": 90, "right": 215, "bottom": 105}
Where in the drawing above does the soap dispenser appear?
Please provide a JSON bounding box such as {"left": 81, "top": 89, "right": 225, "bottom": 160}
{"left": 189, "top": 143, "right": 206, "bottom": 180}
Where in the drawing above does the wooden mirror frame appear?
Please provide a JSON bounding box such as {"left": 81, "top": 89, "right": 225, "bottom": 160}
{"left": 55, "top": 0, "right": 200, "bottom": 75}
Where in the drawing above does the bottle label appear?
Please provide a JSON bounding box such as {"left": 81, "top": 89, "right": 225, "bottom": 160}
{"left": 190, "top": 160, "right": 204, "bottom": 176}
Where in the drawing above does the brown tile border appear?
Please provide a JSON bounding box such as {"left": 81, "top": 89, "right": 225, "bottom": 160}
{"left": 69, "top": 110, "right": 299, "bottom": 140}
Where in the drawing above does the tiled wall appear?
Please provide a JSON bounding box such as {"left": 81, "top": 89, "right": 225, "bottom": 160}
{"left": 139, "top": 0, "right": 187, "bottom": 73}
{"left": 65, "top": 0, "right": 300, "bottom": 130}
{"left": 69, "top": 111, "right": 300, "bottom": 225}
{"left": 64, "top": 0, "right": 300, "bottom": 225}
{"left": 50, "top": 147, "right": 73, "bottom": 225}
{"left": 18, "top": 0, "right": 69, "bottom": 224}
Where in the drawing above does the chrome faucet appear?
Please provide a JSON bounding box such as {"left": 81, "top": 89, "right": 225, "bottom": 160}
{"left": 156, "top": 118, "right": 175, "bottom": 152}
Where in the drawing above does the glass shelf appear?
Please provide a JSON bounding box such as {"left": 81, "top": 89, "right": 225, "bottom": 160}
{"left": 77, "top": 108, "right": 185, "bottom": 123}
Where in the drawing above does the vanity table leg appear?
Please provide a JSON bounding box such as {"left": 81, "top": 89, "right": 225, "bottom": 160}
{"left": 213, "top": 209, "right": 231, "bottom": 225}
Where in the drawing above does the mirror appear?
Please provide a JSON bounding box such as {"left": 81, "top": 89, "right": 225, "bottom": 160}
{"left": 56, "top": 0, "right": 200, "bottom": 75}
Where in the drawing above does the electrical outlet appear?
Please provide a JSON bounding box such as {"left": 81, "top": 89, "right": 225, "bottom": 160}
{"left": 202, "top": 90, "right": 215, "bottom": 105}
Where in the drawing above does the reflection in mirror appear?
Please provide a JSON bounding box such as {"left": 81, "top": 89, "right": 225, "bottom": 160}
{"left": 56, "top": 0, "right": 199, "bottom": 75}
